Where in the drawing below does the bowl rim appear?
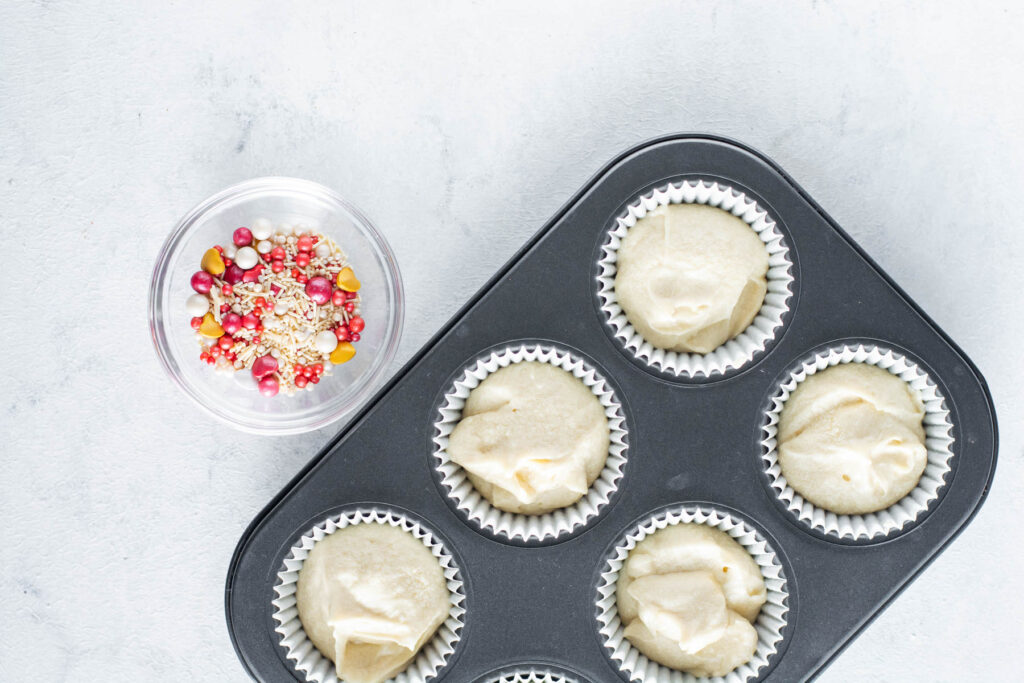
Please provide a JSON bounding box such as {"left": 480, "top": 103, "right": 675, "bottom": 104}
{"left": 148, "top": 176, "right": 404, "bottom": 435}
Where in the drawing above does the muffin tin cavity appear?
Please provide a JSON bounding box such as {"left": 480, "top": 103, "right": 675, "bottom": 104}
{"left": 596, "top": 179, "right": 795, "bottom": 382}
{"left": 226, "top": 136, "right": 996, "bottom": 683}
{"left": 595, "top": 504, "right": 790, "bottom": 683}
{"left": 760, "top": 341, "right": 956, "bottom": 543}
{"left": 432, "top": 342, "right": 629, "bottom": 545}
{"left": 271, "top": 507, "right": 466, "bottom": 683}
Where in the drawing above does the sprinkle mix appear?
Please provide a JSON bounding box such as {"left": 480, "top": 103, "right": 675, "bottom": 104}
{"left": 185, "top": 218, "right": 365, "bottom": 397}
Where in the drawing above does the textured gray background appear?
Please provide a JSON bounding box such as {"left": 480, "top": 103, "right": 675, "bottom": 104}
{"left": 1, "top": 1, "right": 1021, "bottom": 681}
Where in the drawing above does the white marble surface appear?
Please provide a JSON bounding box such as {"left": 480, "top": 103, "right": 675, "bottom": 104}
{"left": 2, "top": 2, "right": 1022, "bottom": 681}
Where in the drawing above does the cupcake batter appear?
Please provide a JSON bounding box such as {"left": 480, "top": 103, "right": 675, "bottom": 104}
{"left": 296, "top": 523, "right": 449, "bottom": 683}
{"left": 613, "top": 203, "right": 769, "bottom": 354}
{"left": 777, "top": 362, "right": 927, "bottom": 515}
{"left": 617, "top": 523, "right": 767, "bottom": 677}
{"left": 446, "top": 361, "right": 610, "bottom": 515}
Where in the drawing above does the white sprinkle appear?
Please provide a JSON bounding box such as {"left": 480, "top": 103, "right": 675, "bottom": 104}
{"left": 235, "top": 246, "right": 258, "bottom": 269}
{"left": 252, "top": 218, "right": 273, "bottom": 240}
{"left": 185, "top": 294, "right": 209, "bottom": 317}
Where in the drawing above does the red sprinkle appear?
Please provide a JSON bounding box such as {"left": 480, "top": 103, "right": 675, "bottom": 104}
{"left": 223, "top": 264, "right": 245, "bottom": 285}
{"left": 258, "top": 375, "right": 279, "bottom": 397}
{"left": 294, "top": 374, "right": 308, "bottom": 388}
{"left": 221, "top": 284, "right": 233, "bottom": 296}
{"left": 190, "top": 271, "right": 214, "bottom": 294}
{"left": 233, "top": 227, "right": 253, "bottom": 247}
{"left": 222, "top": 313, "right": 242, "bottom": 334}
{"left": 349, "top": 316, "right": 365, "bottom": 333}
{"left": 190, "top": 317, "right": 202, "bottom": 330}
{"left": 350, "top": 332, "right": 361, "bottom": 342}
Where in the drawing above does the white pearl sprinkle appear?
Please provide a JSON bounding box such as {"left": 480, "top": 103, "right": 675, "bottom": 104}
{"left": 256, "top": 240, "right": 272, "bottom": 254}
{"left": 252, "top": 218, "right": 273, "bottom": 240}
{"left": 185, "top": 294, "right": 209, "bottom": 317}
{"left": 234, "top": 246, "right": 258, "bottom": 269}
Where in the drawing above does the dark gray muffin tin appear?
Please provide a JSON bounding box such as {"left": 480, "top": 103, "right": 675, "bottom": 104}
{"left": 225, "top": 134, "right": 998, "bottom": 682}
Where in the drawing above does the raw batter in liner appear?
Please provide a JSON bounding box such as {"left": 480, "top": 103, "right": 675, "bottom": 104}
{"left": 613, "top": 203, "right": 769, "bottom": 354}
{"left": 777, "top": 362, "right": 927, "bottom": 515}
{"left": 446, "top": 361, "right": 610, "bottom": 515}
{"left": 617, "top": 523, "right": 767, "bottom": 677}
{"left": 296, "top": 523, "right": 450, "bottom": 683}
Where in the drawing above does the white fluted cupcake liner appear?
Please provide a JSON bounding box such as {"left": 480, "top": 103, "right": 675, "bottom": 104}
{"left": 597, "top": 180, "right": 794, "bottom": 379}
{"left": 432, "top": 343, "right": 629, "bottom": 543}
{"left": 272, "top": 508, "right": 466, "bottom": 683}
{"left": 483, "top": 667, "right": 580, "bottom": 683}
{"left": 596, "top": 505, "right": 789, "bottom": 683}
{"left": 761, "top": 343, "right": 955, "bottom": 541}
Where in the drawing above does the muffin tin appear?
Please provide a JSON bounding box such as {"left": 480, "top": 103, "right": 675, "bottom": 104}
{"left": 225, "top": 134, "right": 998, "bottom": 682}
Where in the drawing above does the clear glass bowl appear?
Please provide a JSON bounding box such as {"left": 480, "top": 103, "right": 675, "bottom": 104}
{"left": 149, "top": 177, "right": 404, "bottom": 435}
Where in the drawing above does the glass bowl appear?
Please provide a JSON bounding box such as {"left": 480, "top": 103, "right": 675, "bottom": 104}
{"left": 149, "top": 177, "right": 404, "bottom": 435}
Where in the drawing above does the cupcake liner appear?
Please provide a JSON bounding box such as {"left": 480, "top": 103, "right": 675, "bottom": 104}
{"left": 596, "top": 180, "right": 794, "bottom": 379}
{"left": 482, "top": 666, "right": 581, "bottom": 683}
{"left": 432, "top": 343, "right": 629, "bottom": 543}
{"left": 595, "top": 505, "right": 789, "bottom": 683}
{"left": 761, "top": 343, "right": 956, "bottom": 542}
{"left": 272, "top": 508, "right": 466, "bottom": 683}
